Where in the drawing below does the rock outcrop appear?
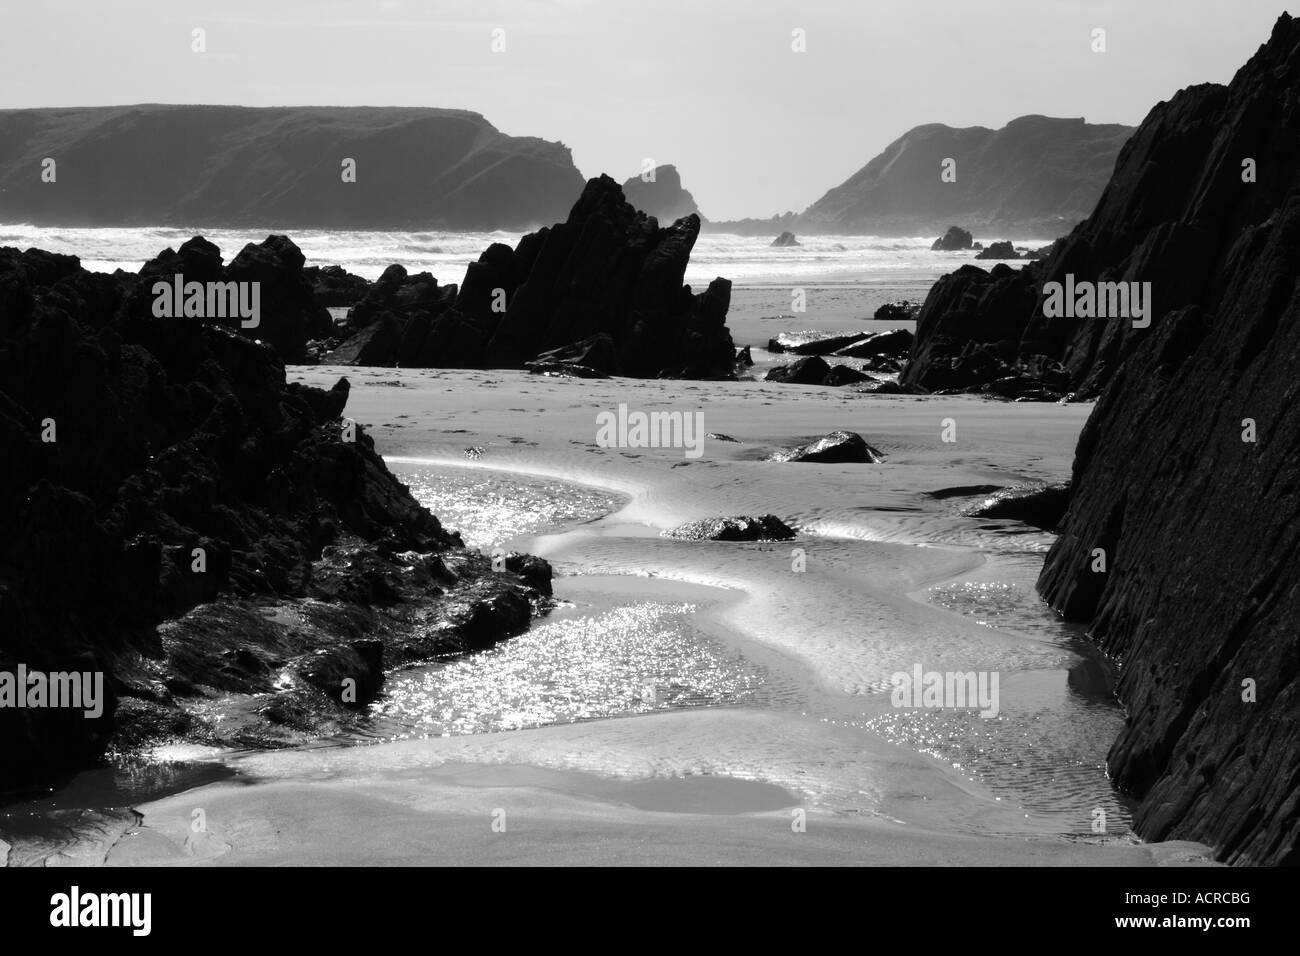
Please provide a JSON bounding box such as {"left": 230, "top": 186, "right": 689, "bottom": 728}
{"left": 323, "top": 175, "right": 736, "bottom": 379}
{"left": 974, "top": 241, "right": 1021, "bottom": 260}
{"left": 1027, "top": 14, "right": 1300, "bottom": 864}
{"left": 0, "top": 244, "right": 551, "bottom": 794}
{"left": 764, "top": 356, "right": 831, "bottom": 385}
{"left": 304, "top": 265, "right": 371, "bottom": 308}
{"left": 0, "top": 105, "right": 586, "bottom": 230}
{"left": 931, "top": 226, "right": 974, "bottom": 251}
{"left": 770, "top": 431, "right": 884, "bottom": 463}
{"left": 771, "top": 231, "right": 800, "bottom": 247}
{"left": 621, "top": 165, "right": 704, "bottom": 223}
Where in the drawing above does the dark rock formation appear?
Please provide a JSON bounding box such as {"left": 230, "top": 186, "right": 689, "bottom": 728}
{"left": 901, "top": 262, "right": 1073, "bottom": 400}
{"left": 771, "top": 231, "right": 800, "bottom": 247}
{"left": 0, "top": 105, "right": 586, "bottom": 230}
{"left": 770, "top": 431, "right": 884, "bottom": 463}
{"left": 524, "top": 335, "right": 615, "bottom": 378}
{"left": 964, "top": 482, "right": 1070, "bottom": 531}
{"left": 765, "top": 356, "right": 831, "bottom": 385}
{"left": 835, "top": 329, "right": 914, "bottom": 359}
{"left": 873, "top": 301, "right": 921, "bottom": 322}
{"left": 663, "top": 515, "right": 796, "bottom": 542}
{"left": 1030, "top": 14, "right": 1300, "bottom": 864}
{"left": 322, "top": 176, "right": 736, "bottom": 379}
{"left": 621, "top": 165, "right": 704, "bottom": 223}
{"left": 974, "top": 241, "right": 1021, "bottom": 260}
{"left": 822, "top": 365, "right": 872, "bottom": 387}
{"left": 128, "top": 234, "right": 333, "bottom": 363}
{"left": 767, "top": 331, "right": 869, "bottom": 355}
{"left": 304, "top": 265, "right": 371, "bottom": 308}
{"left": 735, "top": 346, "right": 754, "bottom": 367}
{"left": 0, "top": 244, "right": 551, "bottom": 795}
{"left": 931, "top": 226, "right": 974, "bottom": 251}
{"left": 853, "top": 379, "right": 905, "bottom": 395}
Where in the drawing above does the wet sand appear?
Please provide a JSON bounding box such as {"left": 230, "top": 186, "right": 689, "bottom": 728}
{"left": 76, "top": 365, "right": 1218, "bottom": 866}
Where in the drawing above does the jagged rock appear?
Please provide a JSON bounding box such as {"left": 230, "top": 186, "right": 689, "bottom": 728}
{"left": 323, "top": 176, "right": 734, "bottom": 379}
{"left": 770, "top": 430, "right": 884, "bottom": 463}
{"left": 304, "top": 265, "right": 371, "bottom": 307}
{"left": 765, "top": 356, "right": 831, "bottom": 384}
{"left": 931, "top": 226, "right": 973, "bottom": 251}
{"left": 974, "top": 240, "right": 1021, "bottom": 260}
{"left": 663, "top": 515, "right": 796, "bottom": 542}
{"left": 128, "top": 235, "right": 331, "bottom": 363}
{"left": 1028, "top": 14, "right": 1300, "bottom": 865}
{"left": 735, "top": 346, "right": 754, "bottom": 367}
{"left": 771, "top": 231, "right": 800, "bottom": 247}
{"left": 0, "top": 244, "right": 552, "bottom": 793}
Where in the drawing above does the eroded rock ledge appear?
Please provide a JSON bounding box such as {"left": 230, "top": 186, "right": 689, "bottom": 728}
{"left": 0, "top": 244, "right": 551, "bottom": 794}
{"left": 1028, "top": 14, "right": 1300, "bottom": 864}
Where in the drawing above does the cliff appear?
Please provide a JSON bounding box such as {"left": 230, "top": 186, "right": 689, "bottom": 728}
{"left": 801, "top": 115, "right": 1133, "bottom": 238}
{"left": 0, "top": 105, "right": 586, "bottom": 230}
{"left": 621, "top": 165, "right": 704, "bottom": 222}
{"left": 912, "top": 14, "right": 1300, "bottom": 864}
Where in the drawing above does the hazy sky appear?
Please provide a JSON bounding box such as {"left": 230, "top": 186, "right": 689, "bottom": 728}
{"left": 0, "top": 0, "right": 1288, "bottom": 219}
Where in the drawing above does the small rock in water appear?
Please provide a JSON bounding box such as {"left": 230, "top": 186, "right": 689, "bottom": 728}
{"left": 663, "top": 515, "right": 796, "bottom": 541}
{"left": 974, "top": 240, "right": 1021, "bottom": 260}
{"left": 930, "top": 225, "right": 973, "bottom": 251}
{"left": 964, "top": 481, "right": 1070, "bottom": 530}
{"left": 707, "top": 433, "right": 741, "bottom": 443}
{"left": 771, "top": 230, "right": 800, "bottom": 247}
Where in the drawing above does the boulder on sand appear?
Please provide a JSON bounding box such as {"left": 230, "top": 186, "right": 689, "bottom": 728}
{"left": 663, "top": 515, "right": 796, "bottom": 541}
{"left": 764, "top": 355, "right": 831, "bottom": 384}
{"left": 822, "top": 365, "right": 871, "bottom": 386}
{"left": 770, "top": 430, "right": 885, "bottom": 463}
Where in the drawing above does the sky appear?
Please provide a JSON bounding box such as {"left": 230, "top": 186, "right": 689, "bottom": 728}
{"left": 0, "top": 0, "right": 1289, "bottom": 219}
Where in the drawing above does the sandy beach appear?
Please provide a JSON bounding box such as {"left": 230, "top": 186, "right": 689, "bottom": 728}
{"left": 37, "top": 362, "right": 1210, "bottom": 868}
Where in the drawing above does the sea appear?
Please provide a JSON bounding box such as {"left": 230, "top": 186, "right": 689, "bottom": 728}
{"left": 0, "top": 224, "right": 1037, "bottom": 289}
